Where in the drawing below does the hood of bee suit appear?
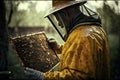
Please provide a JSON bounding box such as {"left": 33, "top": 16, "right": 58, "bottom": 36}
{"left": 45, "top": 0, "right": 87, "bottom": 41}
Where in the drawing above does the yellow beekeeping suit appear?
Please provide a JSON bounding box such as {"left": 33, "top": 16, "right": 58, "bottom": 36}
{"left": 44, "top": 23, "right": 110, "bottom": 80}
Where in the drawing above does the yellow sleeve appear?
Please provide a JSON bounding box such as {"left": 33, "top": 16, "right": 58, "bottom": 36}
{"left": 44, "top": 68, "right": 88, "bottom": 80}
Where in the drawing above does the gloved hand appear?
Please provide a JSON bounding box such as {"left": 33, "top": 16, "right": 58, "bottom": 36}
{"left": 24, "top": 67, "right": 44, "bottom": 80}
{"left": 48, "top": 38, "right": 61, "bottom": 50}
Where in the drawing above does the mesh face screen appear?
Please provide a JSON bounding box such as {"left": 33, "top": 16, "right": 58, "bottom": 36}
{"left": 11, "top": 32, "right": 59, "bottom": 72}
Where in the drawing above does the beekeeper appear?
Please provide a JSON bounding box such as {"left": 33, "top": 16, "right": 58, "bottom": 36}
{"left": 24, "top": 0, "right": 110, "bottom": 80}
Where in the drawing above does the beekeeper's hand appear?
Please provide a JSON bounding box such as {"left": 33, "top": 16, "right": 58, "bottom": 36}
{"left": 48, "top": 38, "right": 61, "bottom": 50}
{"left": 24, "top": 67, "right": 44, "bottom": 80}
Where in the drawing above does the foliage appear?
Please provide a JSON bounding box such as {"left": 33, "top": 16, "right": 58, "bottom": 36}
{"left": 5, "top": 1, "right": 51, "bottom": 27}
{"left": 98, "top": 2, "right": 120, "bottom": 80}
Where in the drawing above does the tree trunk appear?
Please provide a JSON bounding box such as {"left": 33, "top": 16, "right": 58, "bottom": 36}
{"left": 0, "top": 0, "right": 9, "bottom": 79}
